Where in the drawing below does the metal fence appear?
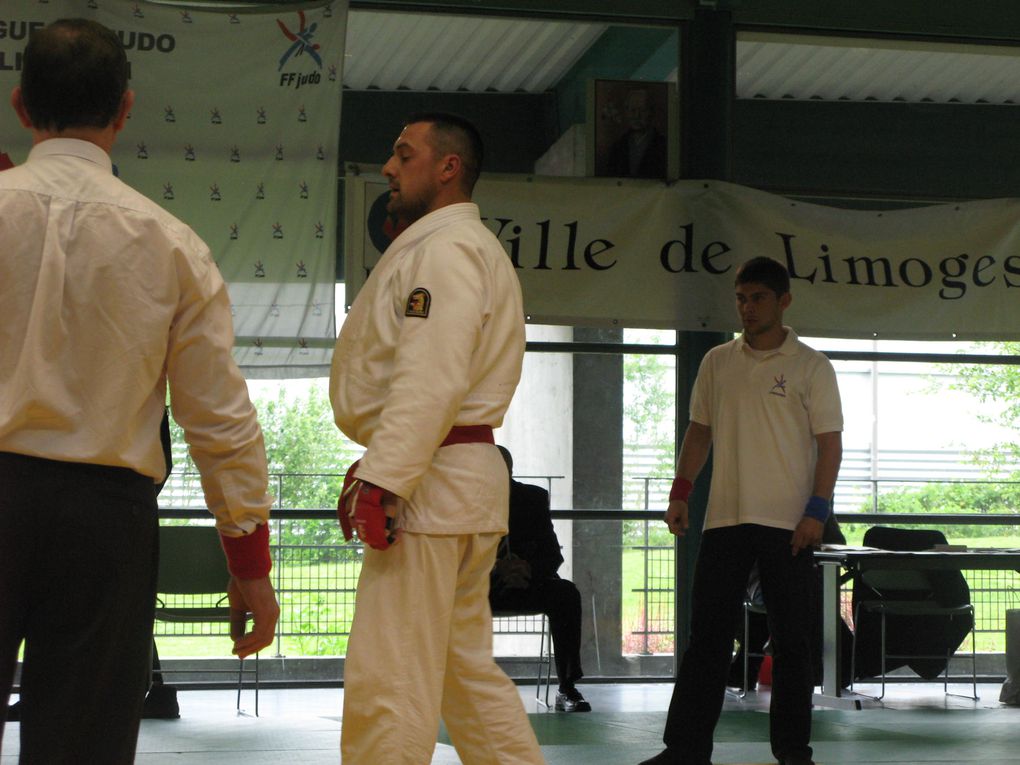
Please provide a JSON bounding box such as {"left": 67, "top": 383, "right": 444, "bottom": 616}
{"left": 156, "top": 467, "right": 1020, "bottom": 659}
{"left": 624, "top": 468, "right": 1020, "bottom": 654}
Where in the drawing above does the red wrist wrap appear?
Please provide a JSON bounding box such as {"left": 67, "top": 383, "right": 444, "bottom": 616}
{"left": 669, "top": 477, "right": 693, "bottom": 503}
{"left": 219, "top": 522, "right": 272, "bottom": 579}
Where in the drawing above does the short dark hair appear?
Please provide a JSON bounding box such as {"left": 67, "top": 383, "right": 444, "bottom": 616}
{"left": 405, "top": 111, "right": 484, "bottom": 193}
{"left": 21, "top": 19, "right": 129, "bottom": 132}
{"left": 496, "top": 445, "right": 513, "bottom": 474}
{"left": 735, "top": 256, "right": 790, "bottom": 297}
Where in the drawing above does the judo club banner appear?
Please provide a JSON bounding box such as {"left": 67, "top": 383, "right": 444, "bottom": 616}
{"left": 347, "top": 171, "right": 1020, "bottom": 340}
{"left": 0, "top": 1, "right": 348, "bottom": 377}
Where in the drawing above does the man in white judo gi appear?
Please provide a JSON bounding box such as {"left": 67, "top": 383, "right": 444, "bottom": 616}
{"left": 330, "top": 112, "right": 545, "bottom": 764}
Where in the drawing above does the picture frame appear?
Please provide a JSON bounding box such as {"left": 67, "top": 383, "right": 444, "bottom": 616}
{"left": 587, "top": 79, "right": 678, "bottom": 180}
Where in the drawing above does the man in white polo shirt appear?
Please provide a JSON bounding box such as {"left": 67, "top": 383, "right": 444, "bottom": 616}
{"left": 640, "top": 257, "right": 843, "bottom": 765}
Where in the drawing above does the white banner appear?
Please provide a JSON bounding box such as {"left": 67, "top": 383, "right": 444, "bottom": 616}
{"left": 0, "top": 1, "right": 348, "bottom": 376}
{"left": 347, "top": 171, "right": 1020, "bottom": 340}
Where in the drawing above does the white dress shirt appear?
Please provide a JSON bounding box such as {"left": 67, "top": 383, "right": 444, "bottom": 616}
{"left": 0, "top": 138, "right": 270, "bottom": 537}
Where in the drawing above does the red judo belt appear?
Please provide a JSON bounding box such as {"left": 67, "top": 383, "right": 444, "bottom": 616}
{"left": 337, "top": 426, "right": 493, "bottom": 547}
{"left": 439, "top": 425, "right": 494, "bottom": 447}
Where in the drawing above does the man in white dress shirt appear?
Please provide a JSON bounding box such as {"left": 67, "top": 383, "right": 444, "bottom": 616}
{"left": 0, "top": 20, "right": 278, "bottom": 763}
{"left": 331, "top": 113, "right": 544, "bottom": 764}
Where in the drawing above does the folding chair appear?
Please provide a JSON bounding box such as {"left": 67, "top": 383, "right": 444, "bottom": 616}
{"left": 851, "top": 564, "right": 977, "bottom": 701}
{"left": 155, "top": 525, "right": 261, "bottom": 715}
{"left": 492, "top": 609, "right": 554, "bottom": 707}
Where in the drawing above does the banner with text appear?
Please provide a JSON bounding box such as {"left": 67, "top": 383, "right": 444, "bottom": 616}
{"left": 0, "top": 1, "right": 347, "bottom": 377}
{"left": 347, "top": 172, "right": 1020, "bottom": 340}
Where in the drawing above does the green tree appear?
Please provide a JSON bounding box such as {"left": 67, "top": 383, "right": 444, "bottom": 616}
{"left": 256, "top": 384, "right": 357, "bottom": 509}
{"left": 944, "top": 341, "right": 1020, "bottom": 470}
{"left": 623, "top": 351, "right": 676, "bottom": 478}
{"left": 169, "top": 383, "right": 360, "bottom": 556}
{"left": 877, "top": 342, "right": 1020, "bottom": 530}
{"left": 623, "top": 350, "right": 676, "bottom": 546}
{"left": 859, "top": 482, "right": 1020, "bottom": 537}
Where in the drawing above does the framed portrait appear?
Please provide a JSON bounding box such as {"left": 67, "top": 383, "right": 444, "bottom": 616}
{"left": 587, "top": 79, "right": 678, "bottom": 180}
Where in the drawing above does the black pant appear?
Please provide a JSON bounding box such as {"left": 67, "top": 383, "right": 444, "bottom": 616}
{"left": 664, "top": 524, "right": 816, "bottom": 764}
{"left": 489, "top": 576, "right": 584, "bottom": 689}
{"left": 732, "top": 574, "right": 855, "bottom": 690}
{"left": 0, "top": 452, "right": 159, "bottom": 764}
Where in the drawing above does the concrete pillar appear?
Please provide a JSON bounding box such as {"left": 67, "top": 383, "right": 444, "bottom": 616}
{"left": 674, "top": 7, "right": 735, "bottom": 659}
{"left": 572, "top": 326, "right": 625, "bottom": 675}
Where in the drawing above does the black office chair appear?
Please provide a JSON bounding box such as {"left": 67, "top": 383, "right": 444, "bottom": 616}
{"left": 155, "top": 525, "right": 261, "bottom": 715}
{"left": 850, "top": 526, "right": 977, "bottom": 700}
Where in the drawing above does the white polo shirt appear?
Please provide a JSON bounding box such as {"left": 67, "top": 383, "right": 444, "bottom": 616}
{"left": 690, "top": 327, "right": 843, "bottom": 532}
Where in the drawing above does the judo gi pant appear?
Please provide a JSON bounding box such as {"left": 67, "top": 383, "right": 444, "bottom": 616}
{"left": 342, "top": 531, "right": 544, "bottom": 765}
{"left": 0, "top": 452, "right": 159, "bottom": 765}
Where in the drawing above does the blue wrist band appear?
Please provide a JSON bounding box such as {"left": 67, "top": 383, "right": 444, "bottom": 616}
{"left": 804, "top": 495, "right": 830, "bottom": 522}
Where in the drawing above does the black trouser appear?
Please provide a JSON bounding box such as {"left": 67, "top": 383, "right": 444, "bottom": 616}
{"left": 0, "top": 452, "right": 159, "bottom": 764}
{"left": 732, "top": 573, "right": 855, "bottom": 690}
{"left": 489, "top": 575, "right": 584, "bottom": 689}
{"left": 663, "top": 524, "right": 816, "bottom": 765}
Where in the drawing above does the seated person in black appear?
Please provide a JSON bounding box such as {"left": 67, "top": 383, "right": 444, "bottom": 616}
{"left": 490, "top": 446, "right": 590, "bottom": 712}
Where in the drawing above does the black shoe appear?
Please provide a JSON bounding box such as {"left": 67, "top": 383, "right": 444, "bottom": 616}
{"left": 142, "top": 684, "right": 180, "bottom": 719}
{"left": 637, "top": 749, "right": 708, "bottom": 765}
{"left": 554, "top": 686, "right": 591, "bottom": 712}
{"left": 637, "top": 751, "right": 674, "bottom": 765}
{"left": 727, "top": 654, "right": 762, "bottom": 689}
{"left": 778, "top": 757, "right": 815, "bottom": 765}
{"left": 6, "top": 700, "right": 19, "bottom": 721}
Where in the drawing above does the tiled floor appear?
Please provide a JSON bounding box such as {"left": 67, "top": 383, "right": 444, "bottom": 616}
{"left": 3, "top": 681, "right": 1018, "bottom": 764}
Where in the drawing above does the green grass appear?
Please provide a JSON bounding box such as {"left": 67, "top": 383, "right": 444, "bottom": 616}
{"left": 839, "top": 528, "right": 1020, "bottom": 548}
{"left": 620, "top": 530, "right": 1020, "bottom": 655}
{"left": 156, "top": 557, "right": 360, "bottom": 658}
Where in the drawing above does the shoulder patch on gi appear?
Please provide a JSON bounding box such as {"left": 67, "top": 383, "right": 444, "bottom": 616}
{"left": 404, "top": 287, "right": 431, "bottom": 318}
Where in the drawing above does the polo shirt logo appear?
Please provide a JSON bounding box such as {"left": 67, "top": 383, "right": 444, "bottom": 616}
{"left": 769, "top": 374, "right": 788, "bottom": 397}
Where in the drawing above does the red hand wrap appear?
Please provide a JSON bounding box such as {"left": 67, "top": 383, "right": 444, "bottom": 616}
{"left": 668, "top": 476, "right": 693, "bottom": 503}
{"left": 338, "top": 460, "right": 395, "bottom": 550}
{"left": 349, "top": 482, "right": 393, "bottom": 550}
{"left": 337, "top": 460, "right": 360, "bottom": 541}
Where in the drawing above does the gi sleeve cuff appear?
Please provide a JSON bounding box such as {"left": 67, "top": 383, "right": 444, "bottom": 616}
{"left": 219, "top": 522, "right": 272, "bottom": 579}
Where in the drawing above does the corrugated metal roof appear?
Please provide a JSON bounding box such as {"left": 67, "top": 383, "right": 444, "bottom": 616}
{"left": 343, "top": 11, "right": 606, "bottom": 93}
{"left": 342, "top": 13, "right": 1020, "bottom": 105}
{"left": 737, "top": 33, "right": 1020, "bottom": 104}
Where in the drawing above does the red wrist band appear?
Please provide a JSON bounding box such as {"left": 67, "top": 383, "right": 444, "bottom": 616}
{"left": 669, "top": 476, "right": 693, "bottom": 503}
{"left": 219, "top": 522, "right": 272, "bottom": 579}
